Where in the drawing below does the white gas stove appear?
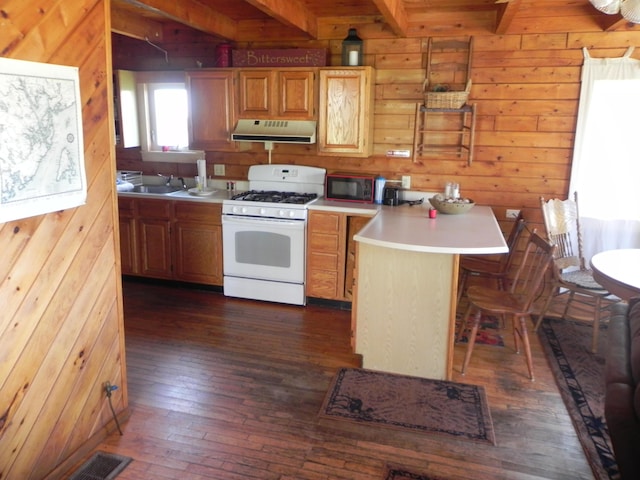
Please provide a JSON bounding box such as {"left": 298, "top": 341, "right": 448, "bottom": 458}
{"left": 222, "top": 165, "right": 326, "bottom": 305}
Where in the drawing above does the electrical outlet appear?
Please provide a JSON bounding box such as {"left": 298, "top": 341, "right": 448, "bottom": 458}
{"left": 401, "top": 175, "right": 411, "bottom": 189}
{"left": 213, "top": 164, "right": 225, "bottom": 176}
{"left": 506, "top": 209, "right": 521, "bottom": 219}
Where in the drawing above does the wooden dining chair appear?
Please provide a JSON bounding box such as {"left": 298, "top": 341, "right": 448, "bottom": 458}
{"left": 456, "top": 212, "right": 527, "bottom": 306}
{"left": 533, "top": 192, "right": 613, "bottom": 353}
{"left": 457, "top": 230, "right": 556, "bottom": 380}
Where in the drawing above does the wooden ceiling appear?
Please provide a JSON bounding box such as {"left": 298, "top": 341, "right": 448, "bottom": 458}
{"left": 111, "top": 0, "right": 640, "bottom": 44}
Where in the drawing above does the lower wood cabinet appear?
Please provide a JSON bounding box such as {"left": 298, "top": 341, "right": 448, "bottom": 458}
{"left": 118, "top": 197, "right": 138, "bottom": 275}
{"left": 118, "top": 197, "right": 223, "bottom": 286}
{"left": 173, "top": 202, "right": 223, "bottom": 285}
{"left": 306, "top": 209, "right": 373, "bottom": 302}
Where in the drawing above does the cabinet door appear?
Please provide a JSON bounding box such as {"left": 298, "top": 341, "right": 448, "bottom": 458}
{"left": 344, "top": 215, "right": 371, "bottom": 300}
{"left": 174, "top": 223, "right": 222, "bottom": 285}
{"left": 117, "top": 198, "right": 138, "bottom": 274}
{"left": 277, "top": 70, "right": 315, "bottom": 119}
{"left": 186, "top": 70, "right": 237, "bottom": 151}
{"left": 318, "top": 67, "right": 374, "bottom": 157}
{"left": 306, "top": 211, "right": 346, "bottom": 300}
{"left": 137, "top": 199, "right": 172, "bottom": 279}
{"left": 138, "top": 219, "right": 172, "bottom": 278}
{"left": 119, "top": 217, "right": 138, "bottom": 274}
{"left": 238, "top": 70, "right": 273, "bottom": 118}
{"left": 173, "top": 202, "right": 223, "bottom": 285}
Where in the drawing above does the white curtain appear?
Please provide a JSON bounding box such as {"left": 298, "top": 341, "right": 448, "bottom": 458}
{"left": 568, "top": 47, "right": 640, "bottom": 264}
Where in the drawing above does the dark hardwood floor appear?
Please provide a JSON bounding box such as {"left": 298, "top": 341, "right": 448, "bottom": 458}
{"left": 87, "top": 279, "right": 594, "bottom": 479}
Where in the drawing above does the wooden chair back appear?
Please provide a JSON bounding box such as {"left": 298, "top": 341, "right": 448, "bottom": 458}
{"left": 539, "top": 192, "right": 585, "bottom": 271}
{"left": 500, "top": 211, "right": 527, "bottom": 272}
{"left": 508, "top": 230, "right": 557, "bottom": 312}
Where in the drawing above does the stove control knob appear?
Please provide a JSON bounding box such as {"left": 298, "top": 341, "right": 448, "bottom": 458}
{"left": 288, "top": 210, "right": 295, "bottom": 218}
{"left": 260, "top": 208, "right": 267, "bottom": 216}
{"left": 278, "top": 210, "right": 285, "bottom": 217}
{"left": 241, "top": 206, "right": 248, "bottom": 214}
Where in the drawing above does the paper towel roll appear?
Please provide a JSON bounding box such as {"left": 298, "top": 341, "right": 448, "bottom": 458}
{"left": 197, "top": 159, "right": 207, "bottom": 183}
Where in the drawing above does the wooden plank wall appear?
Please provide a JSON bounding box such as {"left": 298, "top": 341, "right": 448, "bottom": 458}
{"left": 0, "top": 1, "right": 128, "bottom": 479}
{"left": 114, "top": 27, "right": 640, "bottom": 237}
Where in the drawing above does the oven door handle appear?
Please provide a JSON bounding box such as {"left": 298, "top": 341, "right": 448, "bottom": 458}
{"left": 222, "top": 215, "right": 304, "bottom": 228}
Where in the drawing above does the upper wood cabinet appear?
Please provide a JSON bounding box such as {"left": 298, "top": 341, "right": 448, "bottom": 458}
{"left": 186, "top": 69, "right": 237, "bottom": 151}
{"left": 317, "top": 67, "right": 374, "bottom": 157}
{"left": 238, "top": 68, "right": 315, "bottom": 120}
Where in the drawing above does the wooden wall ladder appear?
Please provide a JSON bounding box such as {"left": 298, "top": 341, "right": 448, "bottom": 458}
{"left": 413, "top": 37, "right": 476, "bottom": 165}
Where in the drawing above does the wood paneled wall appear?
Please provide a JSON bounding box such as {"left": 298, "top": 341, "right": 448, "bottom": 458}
{"left": 0, "top": 1, "right": 127, "bottom": 479}
{"left": 114, "top": 26, "right": 640, "bottom": 235}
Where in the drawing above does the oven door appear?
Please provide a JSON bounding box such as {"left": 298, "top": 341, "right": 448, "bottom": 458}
{"left": 222, "top": 215, "right": 305, "bottom": 284}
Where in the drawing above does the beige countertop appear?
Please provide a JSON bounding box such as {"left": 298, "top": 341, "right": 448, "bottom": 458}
{"left": 118, "top": 188, "right": 507, "bottom": 255}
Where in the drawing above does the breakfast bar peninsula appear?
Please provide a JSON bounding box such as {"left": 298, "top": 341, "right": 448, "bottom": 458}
{"left": 353, "top": 204, "right": 508, "bottom": 381}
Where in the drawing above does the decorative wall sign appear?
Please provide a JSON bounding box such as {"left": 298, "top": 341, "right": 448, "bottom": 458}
{"left": 0, "top": 57, "right": 87, "bottom": 223}
{"left": 231, "top": 48, "right": 326, "bottom": 67}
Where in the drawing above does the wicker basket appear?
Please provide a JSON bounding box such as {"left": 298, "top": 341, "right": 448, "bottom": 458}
{"left": 423, "top": 79, "right": 471, "bottom": 109}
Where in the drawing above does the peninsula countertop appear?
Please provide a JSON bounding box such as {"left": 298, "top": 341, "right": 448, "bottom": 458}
{"left": 352, "top": 203, "right": 508, "bottom": 255}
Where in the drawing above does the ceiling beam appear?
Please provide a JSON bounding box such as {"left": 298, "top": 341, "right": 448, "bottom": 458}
{"left": 244, "top": 0, "right": 318, "bottom": 39}
{"left": 371, "top": 0, "right": 409, "bottom": 36}
{"left": 114, "top": 0, "right": 238, "bottom": 40}
{"left": 495, "top": 0, "right": 521, "bottom": 35}
{"left": 111, "top": 6, "right": 164, "bottom": 41}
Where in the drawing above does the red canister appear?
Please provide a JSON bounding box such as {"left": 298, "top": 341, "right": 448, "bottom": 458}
{"left": 215, "top": 43, "right": 232, "bottom": 67}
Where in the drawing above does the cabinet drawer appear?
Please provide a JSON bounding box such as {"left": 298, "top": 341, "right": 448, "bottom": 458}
{"left": 137, "top": 199, "right": 171, "bottom": 219}
{"left": 309, "top": 211, "right": 341, "bottom": 233}
{"left": 118, "top": 197, "right": 136, "bottom": 217}
{"left": 308, "top": 251, "right": 339, "bottom": 271}
{"left": 306, "top": 270, "right": 339, "bottom": 298}
{"left": 309, "top": 232, "right": 340, "bottom": 252}
{"left": 174, "top": 202, "right": 222, "bottom": 224}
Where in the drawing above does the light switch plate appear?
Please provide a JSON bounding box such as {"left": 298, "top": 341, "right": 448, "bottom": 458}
{"left": 213, "top": 164, "right": 225, "bottom": 176}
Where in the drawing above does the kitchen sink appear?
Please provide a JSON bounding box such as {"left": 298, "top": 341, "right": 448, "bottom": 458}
{"left": 131, "top": 185, "right": 184, "bottom": 194}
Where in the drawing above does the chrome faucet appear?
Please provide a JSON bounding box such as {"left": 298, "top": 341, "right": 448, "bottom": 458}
{"left": 157, "top": 173, "right": 173, "bottom": 186}
{"left": 177, "top": 177, "right": 187, "bottom": 189}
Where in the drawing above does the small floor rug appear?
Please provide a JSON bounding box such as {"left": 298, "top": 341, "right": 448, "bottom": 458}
{"left": 383, "top": 466, "right": 445, "bottom": 480}
{"left": 319, "top": 367, "right": 495, "bottom": 445}
{"left": 455, "top": 313, "right": 504, "bottom": 347}
{"left": 537, "top": 317, "right": 619, "bottom": 480}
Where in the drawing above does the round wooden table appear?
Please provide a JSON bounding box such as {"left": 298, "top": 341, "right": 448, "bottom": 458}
{"left": 591, "top": 249, "right": 640, "bottom": 301}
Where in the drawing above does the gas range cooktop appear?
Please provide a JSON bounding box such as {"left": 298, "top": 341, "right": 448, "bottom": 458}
{"left": 230, "top": 190, "right": 318, "bottom": 205}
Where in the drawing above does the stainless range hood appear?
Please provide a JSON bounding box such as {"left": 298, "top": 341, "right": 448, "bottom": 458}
{"left": 231, "top": 119, "right": 316, "bottom": 144}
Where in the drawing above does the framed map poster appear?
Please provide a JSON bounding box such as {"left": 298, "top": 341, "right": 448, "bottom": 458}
{"left": 0, "top": 57, "right": 87, "bottom": 223}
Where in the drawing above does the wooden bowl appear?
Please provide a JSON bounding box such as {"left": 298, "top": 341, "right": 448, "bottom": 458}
{"left": 429, "top": 197, "right": 475, "bottom": 214}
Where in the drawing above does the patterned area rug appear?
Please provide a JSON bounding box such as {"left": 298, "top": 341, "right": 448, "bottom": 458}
{"left": 455, "top": 313, "right": 504, "bottom": 347}
{"left": 319, "top": 367, "right": 496, "bottom": 445}
{"left": 537, "top": 317, "right": 619, "bottom": 480}
{"left": 383, "top": 466, "right": 445, "bottom": 480}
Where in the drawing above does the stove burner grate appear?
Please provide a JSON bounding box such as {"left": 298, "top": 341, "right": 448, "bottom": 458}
{"left": 231, "top": 190, "right": 318, "bottom": 204}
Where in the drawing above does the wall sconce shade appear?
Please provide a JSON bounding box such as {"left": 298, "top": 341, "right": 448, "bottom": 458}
{"left": 341, "top": 28, "right": 363, "bottom": 66}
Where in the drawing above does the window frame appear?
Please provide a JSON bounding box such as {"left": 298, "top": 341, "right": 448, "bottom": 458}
{"left": 135, "top": 71, "right": 204, "bottom": 163}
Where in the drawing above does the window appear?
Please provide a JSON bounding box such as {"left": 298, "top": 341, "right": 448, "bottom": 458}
{"left": 145, "top": 83, "right": 188, "bottom": 150}
{"left": 135, "top": 71, "right": 204, "bottom": 163}
{"left": 568, "top": 48, "right": 640, "bottom": 261}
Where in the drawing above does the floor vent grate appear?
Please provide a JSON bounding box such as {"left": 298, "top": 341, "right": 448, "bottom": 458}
{"left": 67, "top": 451, "right": 132, "bottom": 480}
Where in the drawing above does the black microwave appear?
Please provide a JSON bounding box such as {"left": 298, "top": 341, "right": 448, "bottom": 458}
{"left": 325, "top": 173, "right": 376, "bottom": 203}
